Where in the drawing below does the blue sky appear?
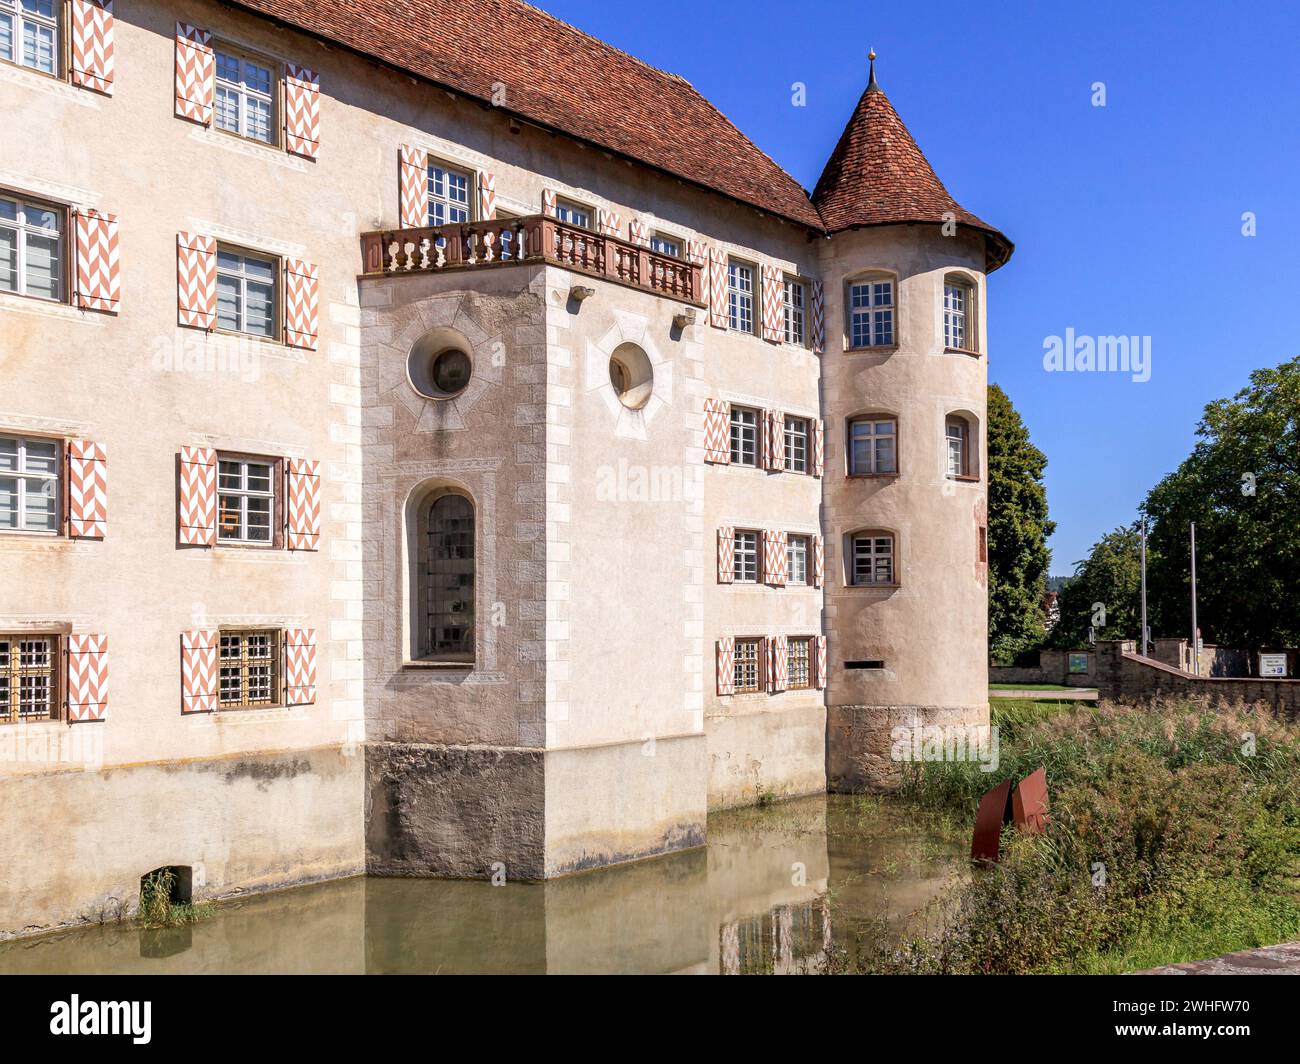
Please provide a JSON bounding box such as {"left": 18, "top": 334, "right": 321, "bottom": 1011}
{"left": 539, "top": 0, "right": 1300, "bottom": 571}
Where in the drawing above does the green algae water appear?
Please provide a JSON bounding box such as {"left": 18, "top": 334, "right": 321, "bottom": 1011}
{"left": 0, "top": 795, "right": 963, "bottom": 974}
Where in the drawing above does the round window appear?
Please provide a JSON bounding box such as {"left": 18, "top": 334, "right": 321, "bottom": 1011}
{"left": 608, "top": 343, "right": 653, "bottom": 410}
{"left": 406, "top": 328, "right": 474, "bottom": 400}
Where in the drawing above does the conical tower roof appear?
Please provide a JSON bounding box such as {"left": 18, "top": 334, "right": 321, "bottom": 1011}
{"left": 812, "top": 58, "right": 1013, "bottom": 270}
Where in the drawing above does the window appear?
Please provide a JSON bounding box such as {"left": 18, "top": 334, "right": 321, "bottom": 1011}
{"left": 851, "top": 533, "right": 895, "bottom": 586}
{"left": 218, "top": 630, "right": 279, "bottom": 708}
{"left": 0, "top": 434, "right": 58, "bottom": 533}
{"left": 848, "top": 278, "right": 894, "bottom": 348}
{"left": 848, "top": 417, "right": 897, "bottom": 476}
{"left": 787, "top": 638, "right": 811, "bottom": 689}
{"left": 0, "top": 0, "right": 58, "bottom": 75}
{"left": 946, "top": 416, "right": 970, "bottom": 478}
{"left": 783, "top": 279, "right": 806, "bottom": 345}
{"left": 727, "top": 261, "right": 754, "bottom": 334}
{"left": 422, "top": 493, "right": 475, "bottom": 661}
{"left": 217, "top": 456, "right": 275, "bottom": 545}
{"left": 0, "top": 193, "right": 63, "bottom": 301}
{"left": 214, "top": 49, "right": 275, "bottom": 144}
{"left": 784, "top": 417, "right": 808, "bottom": 473}
{"left": 733, "top": 638, "right": 761, "bottom": 693}
{"left": 733, "top": 530, "right": 759, "bottom": 583}
{"left": 428, "top": 163, "right": 471, "bottom": 225}
{"left": 787, "top": 535, "right": 808, "bottom": 585}
{"left": 650, "top": 234, "right": 681, "bottom": 258}
{"left": 0, "top": 634, "right": 57, "bottom": 723}
{"left": 944, "top": 278, "right": 974, "bottom": 351}
{"left": 729, "top": 406, "right": 758, "bottom": 467}
{"left": 216, "top": 247, "right": 277, "bottom": 337}
{"left": 554, "top": 200, "right": 591, "bottom": 229}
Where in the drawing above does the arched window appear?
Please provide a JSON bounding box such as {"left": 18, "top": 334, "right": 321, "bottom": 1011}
{"left": 845, "top": 272, "right": 897, "bottom": 350}
{"left": 848, "top": 530, "right": 896, "bottom": 586}
{"left": 420, "top": 493, "right": 475, "bottom": 661}
{"left": 945, "top": 413, "right": 979, "bottom": 480}
{"left": 943, "top": 274, "right": 978, "bottom": 353}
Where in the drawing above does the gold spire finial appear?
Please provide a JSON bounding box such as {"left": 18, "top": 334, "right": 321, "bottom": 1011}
{"left": 868, "top": 48, "right": 876, "bottom": 61}
{"left": 867, "top": 49, "right": 879, "bottom": 91}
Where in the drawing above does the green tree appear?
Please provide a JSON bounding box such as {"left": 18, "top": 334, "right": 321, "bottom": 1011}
{"left": 1049, "top": 524, "right": 1146, "bottom": 649}
{"left": 1143, "top": 357, "right": 1300, "bottom": 647}
{"left": 987, "top": 383, "right": 1055, "bottom": 663}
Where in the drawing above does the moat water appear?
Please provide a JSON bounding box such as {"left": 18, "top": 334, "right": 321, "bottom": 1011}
{"left": 0, "top": 795, "right": 964, "bottom": 974}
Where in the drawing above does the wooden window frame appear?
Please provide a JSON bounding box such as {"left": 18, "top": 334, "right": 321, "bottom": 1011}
{"left": 787, "top": 637, "right": 812, "bottom": 690}
{"left": 943, "top": 275, "right": 979, "bottom": 356}
{"left": 419, "top": 489, "right": 476, "bottom": 664}
{"left": 649, "top": 233, "right": 682, "bottom": 259}
{"left": 847, "top": 415, "right": 898, "bottom": 478}
{"left": 733, "top": 529, "right": 759, "bottom": 584}
{"left": 216, "top": 452, "right": 281, "bottom": 548}
{"left": 428, "top": 158, "right": 473, "bottom": 226}
{"left": 845, "top": 274, "right": 896, "bottom": 351}
{"left": 783, "top": 416, "right": 809, "bottom": 474}
{"left": 0, "top": 631, "right": 60, "bottom": 724}
{"left": 212, "top": 42, "right": 280, "bottom": 148}
{"left": 0, "top": 0, "right": 62, "bottom": 80}
{"left": 554, "top": 198, "right": 592, "bottom": 230}
{"left": 0, "top": 432, "right": 61, "bottom": 535}
{"left": 786, "top": 534, "right": 809, "bottom": 586}
{"left": 729, "top": 405, "right": 759, "bottom": 468}
{"left": 0, "top": 189, "right": 67, "bottom": 304}
{"left": 733, "top": 637, "right": 763, "bottom": 694}
{"left": 217, "top": 628, "right": 281, "bottom": 710}
{"left": 727, "top": 259, "right": 756, "bottom": 335}
{"left": 782, "top": 277, "right": 807, "bottom": 346}
{"left": 214, "top": 242, "right": 280, "bottom": 341}
{"left": 849, "top": 531, "right": 897, "bottom": 587}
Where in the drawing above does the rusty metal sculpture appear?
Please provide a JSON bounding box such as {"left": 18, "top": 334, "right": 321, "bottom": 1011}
{"left": 971, "top": 768, "right": 1051, "bottom": 864}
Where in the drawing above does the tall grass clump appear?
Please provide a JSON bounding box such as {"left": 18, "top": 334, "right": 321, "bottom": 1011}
{"left": 138, "top": 869, "right": 213, "bottom": 929}
{"left": 872, "top": 699, "right": 1300, "bottom": 973}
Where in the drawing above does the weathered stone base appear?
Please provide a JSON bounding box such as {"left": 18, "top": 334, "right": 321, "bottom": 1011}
{"left": 706, "top": 700, "right": 827, "bottom": 811}
{"left": 365, "top": 734, "right": 708, "bottom": 880}
{"left": 827, "top": 703, "right": 991, "bottom": 792}
{"left": 0, "top": 745, "right": 365, "bottom": 941}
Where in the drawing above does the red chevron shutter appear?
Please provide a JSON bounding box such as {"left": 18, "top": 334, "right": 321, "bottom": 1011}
{"left": 687, "top": 240, "right": 708, "bottom": 308}
{"left": 66, "top": 439, "right": 107, "bottom": 539}
{"left": 597, "top": 209, "right": 620, "bottom": 236}
{"left": 812, "top": 534, "right": 825, "bottom": 589}
{"left": 541, "top": 188, "right": 557, "bottom": 217}
{"left": 285, "top": 458, "right": 321, "bottom": 550}
{"left": 764, "top": 410, "right": 785, "bottom": 471}
{"left": 284, "top": 63, "right": 320, "bottom": 159}
{"left": 708, "top": 248, "right": 728, "bottom": 328}
{"left": 812, "top": 419, "right": 825, "bottom": 478}
{"left": 771, "top": 635, "right": 788, "bottom": 692}
{"left": 811, "top": 280, "right": 826, "bottom": 354}
{"left": 761, "top": 265, "right": 783, "bottom": 342}
{"left": 176, "top": 232, "right": 216, "bottom": 329}
{"left": 703, "top": 398, "right": 730, "bottom": 464}
{"left": 628, "top": 219, "right": 649, "bottom": 246}
{"left": 69, "top": 0, "right": 114, "bottom": 95}
{"left": 178, "top": 446, "right": 217, "bottom": 546}
{"left": 716, "top": 638, "right": 735, "bottom": 696}
{"left": 181, "top": 629, "right": 217, "bottom": 713}
{"left": 284, "top": 259, "right": 319, "bottom": 349}
{"left": 478, "top": 171, "right": 496, "bottom": 220}
{"left": 399, "top": 145, "right": 428, "bottom": 227}
{"left": 717, "top": 526, "right": 734, "bottom": 584}
{"left": 73, "top": 209, "right": 120, "bottom": 313}
{"left": 66, "top": 634, "right": 108, "bottom": 722}
{"left": 763, "top": 530, "right": 787, "bottom": 587}
{"left": 283, "top": 628, "right": 317, "bottom": 705}
{"left": 174, "top": 22, "right": 214, "bottom": 125}
{"left": 814, "top": 636, "right": 828, "bottom": 690}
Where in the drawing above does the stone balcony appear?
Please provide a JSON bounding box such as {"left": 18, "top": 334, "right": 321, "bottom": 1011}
{"left": 359, "top": 216, "right": 704, "bottom": 306}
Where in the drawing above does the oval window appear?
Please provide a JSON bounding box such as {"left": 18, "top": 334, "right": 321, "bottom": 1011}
{"left": 608, "top": 343, "right": 653, "bottom": 410}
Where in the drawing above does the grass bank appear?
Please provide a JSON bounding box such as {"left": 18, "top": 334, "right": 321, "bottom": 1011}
{"left": 842, "top": 699, "right": 1300, "bottom": 974}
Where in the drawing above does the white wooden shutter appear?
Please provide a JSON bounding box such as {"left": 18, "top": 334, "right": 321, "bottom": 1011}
{"left": 284, "top": 259, "right": 319, "bottom": 349}
{"left": 703, "top": 398, "right": 730, "bottom": 465}
{"left": 478, "top": 171, "right": 496, "bottom": 220}
{"left": 176, "top": 232, "right": 216, "bottom": 329}
{"left": 285, "top": 458, "right": 321, "bottom": 550}
{"left": 66, "top": 634, "right": 108, "bottom": 722}
{"left": 283, "top": 628, "right": 317, "bottom": 705}
{"left": 812, "top": 534, "right": 825, "bottom": 589}
{"left": 399, "top": 145, "right": 428, "bottom": 227}
{"left": 181, "top": 629, "right": 217, "bottom": 713}
{"left": 284, "top": 63, "right": 321, "bottom": 159}
{"left": 717, "top": 526, "right": 735, "bottom": 584}
{"left": 70, "top": 0, "right": 114, "bottom": 95}
{"left": 761, "top": 264, "right": 783, "bottom": 342}
{"left": 708, "top": 247, "right": 728, "bottom": 328}
{"left": 66, "top": 439, "right": 107, "bottom": 539}
{"left": 178, "top": 446, "right": 217, "bottom": 546}
{"left": 174, "top": 22, "right": 214, "bottom": 125}
{"left": 716, "top": 638, "right": 735, "bottom": 696}
{"left": 73, "top": 208, "right": 120, "bottom": 313}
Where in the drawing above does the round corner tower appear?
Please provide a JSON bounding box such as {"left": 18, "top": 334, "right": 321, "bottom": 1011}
{"left": 812, "top": 57, "right": 1015, "bottom": 791}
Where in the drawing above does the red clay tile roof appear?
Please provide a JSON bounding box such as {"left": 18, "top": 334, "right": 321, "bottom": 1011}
{"left": 227, "top": 0, "right": 824, "bottom": 230}
{"left": 813, "top": 81, "right": 1013, "bottom": 270}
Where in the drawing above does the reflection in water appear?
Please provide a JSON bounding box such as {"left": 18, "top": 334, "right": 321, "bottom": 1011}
{"left": 0, "top": 795, "right": 962, "bottom": 975}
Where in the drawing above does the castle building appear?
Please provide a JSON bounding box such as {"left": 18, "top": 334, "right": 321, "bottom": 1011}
{"left": 0, "top": 0, "right": 1011, "bottom": 937}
